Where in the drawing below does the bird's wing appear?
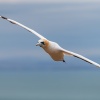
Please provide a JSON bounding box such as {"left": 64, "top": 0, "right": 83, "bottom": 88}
{"left": 0, "top": 16, "right": 46, "bottom": 39}
{"left": 61, "top": 48, "right": 100, "bottom": 67}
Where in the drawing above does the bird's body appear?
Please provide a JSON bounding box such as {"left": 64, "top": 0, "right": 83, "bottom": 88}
{"left": 0, "top": 16, "right": 100, "bottom": 67}
{"left": 42, "top": 40, "right": 64, "bottom": 61}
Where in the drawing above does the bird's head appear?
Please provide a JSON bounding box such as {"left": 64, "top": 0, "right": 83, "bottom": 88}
{"left": 36, "top": 39, "right": 49, "bottom": 48}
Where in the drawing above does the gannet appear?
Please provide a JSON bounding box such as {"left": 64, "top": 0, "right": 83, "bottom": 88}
{"left": 0, "top": 16, "right": 100, "bottom": 67}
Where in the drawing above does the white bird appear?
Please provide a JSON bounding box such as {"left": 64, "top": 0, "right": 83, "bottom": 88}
{"left": 0, "top": 16, "right": 100, "bottom": 67}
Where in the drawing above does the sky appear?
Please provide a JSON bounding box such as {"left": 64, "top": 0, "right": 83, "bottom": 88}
{"left": 0, "top": 0, "right": 100, "bottom": 3}
{"left": 0, "top": 0, "right": 100, "bottom": 70}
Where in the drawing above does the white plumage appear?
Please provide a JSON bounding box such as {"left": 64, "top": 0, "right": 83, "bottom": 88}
{"left": 0, "top": 16, "right": 100, "bottom": 67}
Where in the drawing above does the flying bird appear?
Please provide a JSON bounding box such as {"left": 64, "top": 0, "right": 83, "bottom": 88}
{"left": 0, "top": 16, "right": 100, "bottom": 67}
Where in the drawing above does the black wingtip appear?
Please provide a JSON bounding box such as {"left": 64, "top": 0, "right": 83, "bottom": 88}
{"left": 0, "top": 16, "right": 16, "bottom": 24}
{"left": 1, "top": 16, "right": 7, "bottom": 20}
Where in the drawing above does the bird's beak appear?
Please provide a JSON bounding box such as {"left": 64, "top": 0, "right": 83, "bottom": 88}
{"left": 36, "top": 42, "right": 40, "bottom": 46}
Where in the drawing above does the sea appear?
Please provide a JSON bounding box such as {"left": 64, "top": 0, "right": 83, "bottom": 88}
{"left": 0, "top": 69, "right": 100, "bottom": 100}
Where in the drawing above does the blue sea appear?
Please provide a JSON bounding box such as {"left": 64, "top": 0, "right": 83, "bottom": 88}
{"left": 0, "top": 69, "right": 100, "bottom": 100}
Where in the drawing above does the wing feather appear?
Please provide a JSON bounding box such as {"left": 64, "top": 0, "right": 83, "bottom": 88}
{"left": 61, "top": 48, "right": 100, "bottom": 67}
{"left": 0, "top": 16, "right": 46, "bottom": 39}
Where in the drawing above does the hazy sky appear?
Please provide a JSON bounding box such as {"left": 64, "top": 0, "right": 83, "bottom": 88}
{"left": 0, "top": 1, "right": 100, "bottom": 69}
{"left": 0, "top": 0, "right": 100, "bottom": 3}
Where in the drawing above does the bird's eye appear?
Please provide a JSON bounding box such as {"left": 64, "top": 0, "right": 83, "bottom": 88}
{"left": 41, "top": 42, "right": 45, "bottom": 45}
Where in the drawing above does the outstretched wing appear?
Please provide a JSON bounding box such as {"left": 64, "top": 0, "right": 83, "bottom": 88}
{"left": 0, "top": 16, "right": 46, "bottom": 39}
{"left": 61, "top": 48, "right": 100, "bottom": 67}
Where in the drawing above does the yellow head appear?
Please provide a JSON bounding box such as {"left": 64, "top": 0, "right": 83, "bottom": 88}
{"left": 36, "top": 39, "right": 49, "bottom": 48}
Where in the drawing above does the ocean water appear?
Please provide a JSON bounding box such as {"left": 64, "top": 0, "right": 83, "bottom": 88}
{"left": 0, "top": 69, "right": 100, "bottom": 100}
